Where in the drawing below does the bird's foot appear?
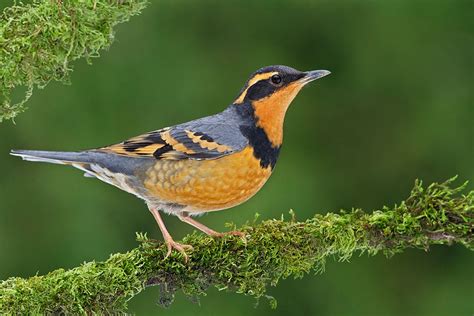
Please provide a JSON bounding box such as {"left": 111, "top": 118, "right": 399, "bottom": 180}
{"left": 164, "top": 238, "right": 194, "bottom": 262}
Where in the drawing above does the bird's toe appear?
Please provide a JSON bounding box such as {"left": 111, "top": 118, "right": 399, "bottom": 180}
{"left": 164, "top": 239, "right": 193, "bottom": 262}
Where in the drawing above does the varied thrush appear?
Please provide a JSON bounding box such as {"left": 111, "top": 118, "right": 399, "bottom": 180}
{"left": 11, "top": 65, "right": 330, "bottom": 260}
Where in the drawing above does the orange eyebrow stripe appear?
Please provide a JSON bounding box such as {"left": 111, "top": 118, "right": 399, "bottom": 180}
{"left": 234, "top": 72, "right": 278, "bottom": 104}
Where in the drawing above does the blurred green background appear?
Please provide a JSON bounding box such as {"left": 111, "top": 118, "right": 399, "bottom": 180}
{"left": 1, "top": 0, "right": 473, "bottom": 314}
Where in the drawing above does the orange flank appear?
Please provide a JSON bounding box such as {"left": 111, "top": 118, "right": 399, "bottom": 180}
{"left": 144, "top": 146, "right": 271, "bottom": 212}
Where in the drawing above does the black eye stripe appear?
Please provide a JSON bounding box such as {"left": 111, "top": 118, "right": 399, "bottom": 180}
{"left": 246, "top": 80, "right": 278, "bottom": 100}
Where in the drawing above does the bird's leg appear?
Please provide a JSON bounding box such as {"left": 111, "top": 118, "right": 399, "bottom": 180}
{"left": 148, "top": 206, "right": 193, "bottom": 261}
{"left": 178, "top": 213, "right": 245, "bottom": 239}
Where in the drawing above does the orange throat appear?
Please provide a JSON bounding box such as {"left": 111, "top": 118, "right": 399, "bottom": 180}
{"left": 252, "top": 82, "right": 303, "bottom": 147}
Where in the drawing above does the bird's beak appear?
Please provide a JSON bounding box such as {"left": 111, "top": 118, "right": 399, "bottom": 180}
{"left": 300, "top": 70, "right": 331, "bottom": 85}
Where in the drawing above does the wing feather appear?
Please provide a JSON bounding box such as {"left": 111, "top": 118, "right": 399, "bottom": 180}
{"left": 99, "top": 106, "right": 250, "bottom": 160}
{"left": 99, "top": 126, "right": 241, "bottom": 160}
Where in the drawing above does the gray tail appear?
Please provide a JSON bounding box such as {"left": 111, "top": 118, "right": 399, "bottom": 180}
{"left": 10, "top": 149, "right": 150, "bottom": 179}
{"left": 10, "top": 149, "right": 105, "bottom": 179}
{"left": 10, "top": 150, "right": 90, "bottom": 165}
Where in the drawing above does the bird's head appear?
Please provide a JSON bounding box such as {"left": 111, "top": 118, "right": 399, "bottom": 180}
{"left": 234, "top": 65, "right": 330, "bottom": 146}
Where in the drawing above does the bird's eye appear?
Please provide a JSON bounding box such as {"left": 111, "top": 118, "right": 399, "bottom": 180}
{"left": 270, "top": 74, "right": 282, "bottom": 85}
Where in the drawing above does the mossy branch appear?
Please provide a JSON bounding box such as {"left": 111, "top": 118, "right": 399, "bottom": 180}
{"left": 0, "top": 177, "right": 472, "bottom": 313}
{"left": 0, "top": 0, "right": 148, "bottom": 122}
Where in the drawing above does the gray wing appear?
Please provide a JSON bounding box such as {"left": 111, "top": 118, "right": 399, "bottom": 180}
{"left": 99, "top": 106, "right": 249, "bottom": 160}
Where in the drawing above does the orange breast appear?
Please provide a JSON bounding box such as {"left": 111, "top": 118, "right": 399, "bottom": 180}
{"left": 143, "top": 147, "right": 272, "bottom": 212}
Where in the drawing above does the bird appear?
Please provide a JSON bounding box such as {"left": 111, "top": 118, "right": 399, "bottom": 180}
{"left": 11, "top": 65, "right": 330, "bottom": 261}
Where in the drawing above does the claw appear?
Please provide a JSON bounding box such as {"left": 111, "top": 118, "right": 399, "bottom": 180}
{"left": 164, "top": 238, "right": 194, "bottom": 262}
{"left": 148, "top": 206, "right": 194, "bottom": 262}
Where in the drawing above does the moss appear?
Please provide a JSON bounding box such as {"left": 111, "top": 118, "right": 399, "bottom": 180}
{"left": 0, "top": 178, "right": 472, "bottom": 313}
{"left": 0, "top": 0, "right": 148, "bottom": 122}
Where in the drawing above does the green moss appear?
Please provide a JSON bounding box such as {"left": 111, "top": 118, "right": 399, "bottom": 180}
{"left": 0, "top": 178, "right": 472, "bottom": 313}
{"left": 0, "top": 0, "right": 148, "bottom": 122}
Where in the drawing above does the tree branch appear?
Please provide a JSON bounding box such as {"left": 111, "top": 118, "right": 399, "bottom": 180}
{"left": 0, "top": 177, "right": 472, "bottom": 313}
{"left": 0, "top": 0, "right": 148, "bottom": 122}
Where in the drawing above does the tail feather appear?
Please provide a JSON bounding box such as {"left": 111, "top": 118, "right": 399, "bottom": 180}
{"left": 11, "top": 149, "right": 102, "bottom": 179}
{"left": 10, "top": 149, "right": 153, "bottom": 177}
{"left": 10, "top": 150, "right": 88, "bottom": 165}
{"left": 11, "top": 149, "right": 155, "bottom": 196}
